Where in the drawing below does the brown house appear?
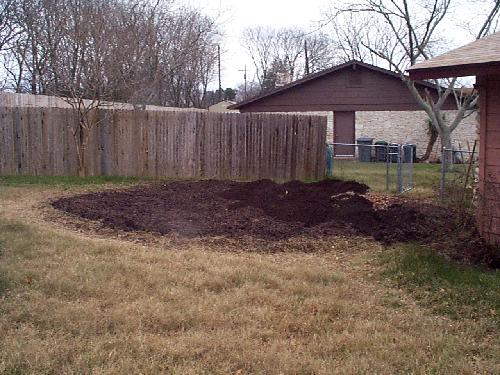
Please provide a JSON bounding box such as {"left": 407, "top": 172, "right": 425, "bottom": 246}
{"left": 230, "top": 60, "right": 458, "bottom": 156}
{"left": 409, "top": 32, "right": 500, "bottom": 245}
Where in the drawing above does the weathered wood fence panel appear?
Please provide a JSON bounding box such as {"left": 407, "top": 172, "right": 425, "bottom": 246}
{"left": 0, "top": 107, "right": 327, "bottom": 181}
{"left": 0, "top": 92, "right": 207, "bottom": 112}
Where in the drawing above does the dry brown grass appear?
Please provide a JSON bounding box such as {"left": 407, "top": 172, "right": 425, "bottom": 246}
{"left": 0, "top": 185, "right": 498, "bottom": 374}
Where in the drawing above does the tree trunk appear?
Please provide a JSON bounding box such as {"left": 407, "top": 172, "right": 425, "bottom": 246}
{"left": 78, "top": 164, "right": 86, "bottom": 177}
{"left": 440, "top": 130, "right": 453, "bottom": 171}
{"left": 74, "top": 122, "right": 87, "bottom": 177}
{"left": 420, "top": 127, "right": 439, "bottom": 162}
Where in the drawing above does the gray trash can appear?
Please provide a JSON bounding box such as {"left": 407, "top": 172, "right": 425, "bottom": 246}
{"left": 375, "top": 141, "right": 388, "bottom": 161}
{"left": 388, "top": 143, "right": 399, "bottom": 163}
{"left": 403, "top": 144, "right": 417, "bottom": 163}
{"left": 357, "top": 137, "right": 374, "bottom": 162}
{"left": 452, "top": 148, "right": 463, "bottom": 164}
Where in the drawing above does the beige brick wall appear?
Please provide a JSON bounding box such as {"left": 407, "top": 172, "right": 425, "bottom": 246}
{"left": 324, "top": 110, "right": 477, "bottom": 160}
{"left": 230, "top": 108, "right": 478, "bottom": 161}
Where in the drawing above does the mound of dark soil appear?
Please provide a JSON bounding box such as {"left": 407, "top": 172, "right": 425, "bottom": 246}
{"left": 51, "top": 179, "right": 499, "bottom": 268}
{"left": 219, "top": 179, "right": 370, "bottom": 227}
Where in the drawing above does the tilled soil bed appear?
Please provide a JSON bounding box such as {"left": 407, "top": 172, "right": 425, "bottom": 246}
{"left": 51, "top": 179, "right": 499, "bottom": 267}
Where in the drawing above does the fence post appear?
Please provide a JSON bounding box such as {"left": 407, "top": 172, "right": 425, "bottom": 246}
{"left": 325, "top": 143, "right": 334, "bottom": 177}
{"left": 397, "top": 144, "right": 403, "bottom": 194}
{"left": 440, "top": 146, "right": 446, "bottom": 200}
{"left": 409, "top": 146, "right": 414, "bottom": 190}
{"left": 385, "top": 145, "right": 390, "bottom": 192}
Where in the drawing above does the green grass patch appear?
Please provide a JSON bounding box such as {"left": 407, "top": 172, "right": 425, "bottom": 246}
{"left": 330, "top": 160, "right": 441, "bottom": 197}
{"left": 380, "top": 244, "right": 500, "bottom": 323}
{"left": 0, "top": 175, "right": 154, "bottom": 187}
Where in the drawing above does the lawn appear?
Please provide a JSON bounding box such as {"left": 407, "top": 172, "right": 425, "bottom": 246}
{"left": 0, "top": 176, "right": 498, "bottom": 374}
{"left": 330, "top": 160, "right": 441, "bottom": 197}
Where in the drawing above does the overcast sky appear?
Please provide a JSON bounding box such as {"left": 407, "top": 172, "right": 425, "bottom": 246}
{"left": 188, "top": 0, "right": 334, "bottom": 89}
{"left": 188, "top": 0, "right": 486, "bottom": 90}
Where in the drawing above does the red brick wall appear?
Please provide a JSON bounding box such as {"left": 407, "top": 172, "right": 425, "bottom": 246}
{"left": 478, "top": 75, "right": 500, "bottom": 244}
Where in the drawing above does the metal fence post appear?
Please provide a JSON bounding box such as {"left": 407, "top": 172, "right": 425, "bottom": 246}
{"left": 397, "top": 144, "right": 403, "bottom": 194}
{"left": 331, "top": 144, "right": 335, "bottom": 177}
{"left": 325, "top": 143, "right": 333, "bottom": 177}
{"left": 385, "top": 145, "right": 390, "bottom": 192}
{"left": 324, "top": 142, "right": 415, "bottom": 193}
{"left": 440, "top": 146, "right": 445, "bottom": 200}
{"left": 409, "top": 146, "right": 414, "bottom": 190}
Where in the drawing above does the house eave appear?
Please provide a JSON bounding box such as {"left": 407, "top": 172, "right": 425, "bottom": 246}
{"left": 409, "top": 61, "right": 500, "bottom": 80}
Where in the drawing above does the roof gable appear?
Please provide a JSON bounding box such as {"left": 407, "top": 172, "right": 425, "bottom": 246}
{"left": 232, "top": 60, "right": 454, "bottom": 112}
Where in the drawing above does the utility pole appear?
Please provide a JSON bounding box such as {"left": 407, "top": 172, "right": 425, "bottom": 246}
{"left": 304, "top": 39, "right": 310, "bottom": 75}
{"left": 238, "top": 65, "right": 247, "bottom": 96}
{"left": 217, "top": 44, "right": 223, "bottom": 101}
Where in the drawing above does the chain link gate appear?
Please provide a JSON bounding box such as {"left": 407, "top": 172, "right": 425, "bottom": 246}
{"left": 325, "top": 142, "right": 414, "bottom": 194}
{"left": 400, "top": 144, "right": 415, "bottom": 193}
{"left": 439, "top": 144, "right": 478, "bottom": 201}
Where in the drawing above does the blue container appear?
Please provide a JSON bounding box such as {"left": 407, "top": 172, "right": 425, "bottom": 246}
{"left": 325, "top": 144, "right": 334, "bottom": 177}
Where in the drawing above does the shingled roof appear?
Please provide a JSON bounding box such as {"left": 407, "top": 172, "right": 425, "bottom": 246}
{"left": 408, "top": 32, "right": 500, "bottom": 79}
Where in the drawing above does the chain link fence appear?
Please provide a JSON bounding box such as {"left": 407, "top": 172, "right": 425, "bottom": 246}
{"left": 325, "top": 142, "right": 414, "bottom": 194}
{"left": 439, "top": 145, "right": 478, "bottom": 206}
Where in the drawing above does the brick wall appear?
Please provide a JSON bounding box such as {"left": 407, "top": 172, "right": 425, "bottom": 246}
{"left": 324, "top": 110, "right": 477, "bottom": 160}
{"left": 477, "top": 75, "right": 500, "bottom": 245}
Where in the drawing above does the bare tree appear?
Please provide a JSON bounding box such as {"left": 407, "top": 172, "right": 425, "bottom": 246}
{"left": 3, "top": 38, "right": 29, "bottom": 92}
{"left": 0, "top": 0, "right": 17, "bottom": 90}
{"left": 330, "top": 12, "right": 374, "bottom": 63}
{"left": 235, "top": 80, "right": 261, "bottom": 101}
{"left": 160, "top": 7, "right": 220, "bottom": 107}
{"left": 241, "top": 26, "right": 278, "bottom": 87}
{"left": 0, "top": 0, "right": 221, "bottom": 175}
{"left": 328, "top": 0, "right": 500, "bottom": 164}
{"left": 462, "top": 0, "right": 500, "bottom": 38}
{"left": 241, "top": 26, "right": 337, "bottom": 92}
{"left": 2, "top": 0, "right": 220, "bottom": 106}
{"left": 0, "top": 0, "right": 16, "bottom": 51}
{"left": 54, "top": 0, "right": 115, "bottom": 176}
{"left": 275, "top": 28, "right": 305, "bottom": 81}
{"left": 305, "top": 32, "right": 338, "bottom": 73}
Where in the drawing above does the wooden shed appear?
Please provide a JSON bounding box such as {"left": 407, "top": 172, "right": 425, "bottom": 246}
{"left": 230, "top": 60, "right": 457, "bottom": 156}
{"left": 409, "top": 32, "right": 500, "bottom": 245}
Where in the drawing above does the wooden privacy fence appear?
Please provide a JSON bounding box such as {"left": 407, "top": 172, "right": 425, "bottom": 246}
{"left": 0, "top": 107, "right": 327, "bottom": 181}
{"left": 0, "top": 92, "right": 207, "bottom": 112}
